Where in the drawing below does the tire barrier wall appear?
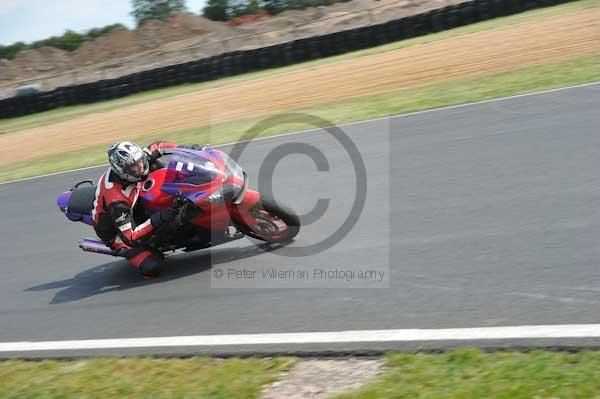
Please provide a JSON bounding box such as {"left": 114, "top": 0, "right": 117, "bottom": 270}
{"left": 0, "top": 0, "right": 570, "bottom": 119}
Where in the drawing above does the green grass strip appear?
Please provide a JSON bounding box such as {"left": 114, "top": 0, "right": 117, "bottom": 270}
{"left": 334, "top": 349, "right": 600, "bottom": 399}
{"left": 0, "top": 356, "right": 294, "bottom": 399}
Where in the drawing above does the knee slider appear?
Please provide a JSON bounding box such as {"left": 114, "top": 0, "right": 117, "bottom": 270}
{"left": 139, "top": 255, "right": 163, "bottom": 277}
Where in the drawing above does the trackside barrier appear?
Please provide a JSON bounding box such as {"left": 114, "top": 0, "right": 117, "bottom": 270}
{"left": 0, "top": 0, "right": 572, "bottom": 119}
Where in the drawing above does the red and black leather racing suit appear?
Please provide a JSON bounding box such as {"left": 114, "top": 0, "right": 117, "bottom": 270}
{"left": 91, "top": 141, "right": 178, "bottom": 277}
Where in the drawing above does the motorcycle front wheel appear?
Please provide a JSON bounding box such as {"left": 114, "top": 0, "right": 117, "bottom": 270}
{"left": 241, "top": 196, "right": 300, "bottom": 243}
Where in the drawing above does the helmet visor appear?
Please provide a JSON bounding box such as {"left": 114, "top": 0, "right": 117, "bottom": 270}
{"left": 126, "top": 157, "right": 149, "bottom": 179}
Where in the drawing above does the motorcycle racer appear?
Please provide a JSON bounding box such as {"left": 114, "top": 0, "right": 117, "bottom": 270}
{"left": 92, "top": 140, "right": 193, "bottom": 278}
{"left": 57, "top": 140, "right": 301, "bottom": 275}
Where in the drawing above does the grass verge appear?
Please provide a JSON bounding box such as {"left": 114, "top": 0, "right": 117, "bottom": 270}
{"left": 334, "top": 349, "right": 600, "bottom": 399}
{"left": 0, "top": 0, "right": 598, "bottom": 135}
{"left": 1, "top": 52, "right": 598, "bottom": 183}
{"left": 0, "top": 356, "right": 294, "bottom": 399}
{"left": 3, "top": 350, "right": 600, "bottom": 398}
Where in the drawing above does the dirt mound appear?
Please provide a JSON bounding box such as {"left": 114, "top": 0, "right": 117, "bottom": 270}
{"left": 72, "top": 27, "right": 138, "bottom": 66}
{"left": 11, "top": 47, "right": 71, "bottom": 74}
{"left": 0, "top": 12, "right": 240, "bottom": 90}
{"left": 0, "top": 59, "right": 17, "bottom": 81}
{"left": 0, "top": 0, "right": 465, "bottom": 95}
{"left": 69, "top": 14, "right": 237, "bottom": 67}
{"left": 171, "top": 12, "right": 234, "bottom": 34}
{"left": 136, "top": 13, "right": 230, "bottom": 48}
{"left": 227, "top": 10, "right": 271, "bottom": 26}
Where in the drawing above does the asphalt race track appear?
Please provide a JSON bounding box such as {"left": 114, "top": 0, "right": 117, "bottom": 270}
{"left": 1, "top": 83, "right": 599, "bottom": 357}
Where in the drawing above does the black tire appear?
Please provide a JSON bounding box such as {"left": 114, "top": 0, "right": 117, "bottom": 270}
{"left": 244, "top": 196, "right": 300, "bottom": 243}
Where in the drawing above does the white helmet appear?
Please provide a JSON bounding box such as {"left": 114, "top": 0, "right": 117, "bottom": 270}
{"left": 108, "top": 141, "right": 149, "bottom": 183}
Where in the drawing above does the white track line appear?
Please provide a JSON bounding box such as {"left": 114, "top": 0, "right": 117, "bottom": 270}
{"left": 1, "top": 80, "right": 598, "bottom": 187}
{"left": 2, "top": 324, "right": 600, "bottom": 352}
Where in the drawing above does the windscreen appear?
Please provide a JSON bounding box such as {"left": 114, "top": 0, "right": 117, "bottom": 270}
{"left": 161, "top": 150, "right": 222, "bottom": 186}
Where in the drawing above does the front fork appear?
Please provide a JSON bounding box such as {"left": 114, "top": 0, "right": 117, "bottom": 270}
{"left": 228, "top": 189, "right": 262, "bottom": 233}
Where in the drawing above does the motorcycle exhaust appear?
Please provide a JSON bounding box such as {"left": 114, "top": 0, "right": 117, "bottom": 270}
{"left": 79, "top": 238, "right": 121, "bottom": 256}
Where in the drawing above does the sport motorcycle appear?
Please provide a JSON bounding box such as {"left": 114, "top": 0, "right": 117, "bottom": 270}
{"left": 56, "top": 147, "right": 300, "bottom": 257}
